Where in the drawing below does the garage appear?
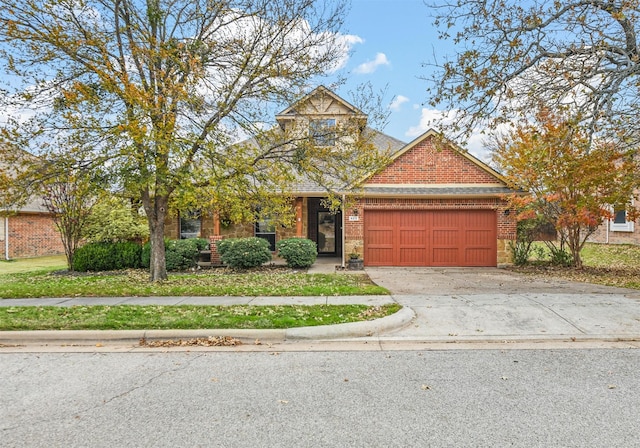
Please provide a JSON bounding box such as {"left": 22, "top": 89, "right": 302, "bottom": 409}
{"left": 364, "top": 210, "right": 497, "bottom": 267}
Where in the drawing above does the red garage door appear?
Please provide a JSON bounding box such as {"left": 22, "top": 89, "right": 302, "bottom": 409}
{"left": 364, "top": 210, "right": 497, "bottom": 267}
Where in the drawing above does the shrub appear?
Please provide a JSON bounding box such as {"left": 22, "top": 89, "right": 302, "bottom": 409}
{"left": 142, "top": 238, "right": 209, "bottom": 271}
{"left": 276, "top": 238, "right": 317, "bottom": 268}
{"left": 216, "top": 237, "right": 272, "bottom": 269}
{"left": 73, "top": 241, "right": 142, "bottom": 272}
{"left": 83, "top": 196, "right": 149, "bottom": 243}
{"left": 547, "top": 245, "right": 573, "bottom": 267}
{"left": 509, "top": 240, "right": 531, "bottom": 267}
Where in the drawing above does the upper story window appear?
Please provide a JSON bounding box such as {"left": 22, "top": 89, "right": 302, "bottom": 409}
{"left": 610, "top": 201, "right": 635, "bottom": 232}
{"left": 309, "top": 119, "right": 336, "bottom": 147}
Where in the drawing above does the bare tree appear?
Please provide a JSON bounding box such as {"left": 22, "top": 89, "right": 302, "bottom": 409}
{"left": 426, "top": 0, "right": 640, "bottom": 145}
{"left": 41, "top": 171, "right": 96, "bottom": 271}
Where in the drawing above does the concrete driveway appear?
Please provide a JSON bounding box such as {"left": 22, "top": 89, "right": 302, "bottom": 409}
{"left": 365, "top": 267, "right": 640, "bottom": 343}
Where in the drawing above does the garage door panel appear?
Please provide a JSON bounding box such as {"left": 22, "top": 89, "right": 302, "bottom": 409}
{"left": 465, "top": 229, "right": 493, "bottom": 245}
{"left": 365, "top": 210, "right": 497, "bottom": 267}
{"left": 399, "top": 248, "right": 427, "bottom": 265}
{"left": 432, "top": 248, "right": 460, "bottom": 265}
{"left": 432, "top": 229, "right": 459, "bottom": 246}
{"left": 464, "top": 248, "right": 495, "bottom": 266}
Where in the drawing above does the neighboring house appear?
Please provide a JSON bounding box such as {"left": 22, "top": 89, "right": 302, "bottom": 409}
{"left": 587, "top": 197, "right": 640, "bottom": 245}
{"left": 1, "top": 198, "right": 65, "bottom": 260}
{"left": 165, "top": 86, "right": 518, "bottom": 267}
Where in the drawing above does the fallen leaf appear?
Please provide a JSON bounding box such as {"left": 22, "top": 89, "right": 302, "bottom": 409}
{"left": 139, "top": 336, "right": 243, "bottom": 347}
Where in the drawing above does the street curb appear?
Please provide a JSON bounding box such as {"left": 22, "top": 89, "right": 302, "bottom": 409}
{"left": 0, "top": 307, "right": 415, "bottom": 345}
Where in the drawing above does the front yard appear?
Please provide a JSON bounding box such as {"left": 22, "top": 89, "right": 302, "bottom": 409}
{"left": 0, "top": 266, "right": 388, "bottom": 299}
{"left": 508, "top": 243, "right": 640, "bottom": 290}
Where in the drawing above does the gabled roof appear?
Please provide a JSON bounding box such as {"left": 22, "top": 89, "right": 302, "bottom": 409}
{"left": 355, "top": 128, "right": 518, "bottom": 198}
{"left": 386, "top": 128, "right": 507, "bottom": 183}
{"left": 275, "top": 85, "right": 366, "bottom": 125}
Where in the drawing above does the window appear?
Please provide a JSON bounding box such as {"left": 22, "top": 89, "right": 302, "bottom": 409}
{"left": 255, "top": 217, "right": 276, "bottom": 251}
{"left": 309, "top": 119, "right": 336, "bottom": 146}
{"left": 180, "top": 211, "right": 201, "bottom": 239}
{"left": 610, "top": 202, "right": 635, "bottom": 232}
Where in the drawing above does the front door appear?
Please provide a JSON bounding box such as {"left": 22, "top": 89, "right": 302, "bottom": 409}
{"left": 317, "top": 211, "right": 337, "bottom": 255}
{"left": 308, "top": 197, "right": 342, "bottom": 257}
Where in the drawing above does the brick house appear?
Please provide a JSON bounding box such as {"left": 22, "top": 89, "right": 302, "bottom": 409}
{"left": 165, "top": 86, "right": 518, "bottom": 266}
{"left": 1, "top": 198, "right": 65, "bottom": 260}
{"left": 587, "top": 197, "right": 640, "bottom": 246}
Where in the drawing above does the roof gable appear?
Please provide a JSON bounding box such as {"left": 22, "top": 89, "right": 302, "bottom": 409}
{"left": 275, "top": 86, "right": 366, "bottom": 127}
{"left": 365, "top": 129, "right": 506, "bottom": 187}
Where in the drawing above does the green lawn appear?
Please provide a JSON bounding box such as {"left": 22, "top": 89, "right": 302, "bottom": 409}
{"left": 511, "top": 242, "right": 640, "bottom": 290}
{"left": 0, "top": 266, "right": 388, "bottom": 299}
{"left": 0, "top": 303, "right": 401, "bottom": 331}
{"left": 0, "top": 258, "right": 393, "bottom": 331}
{"left": 0, "top": 255, "right": 67, "bottom": 275}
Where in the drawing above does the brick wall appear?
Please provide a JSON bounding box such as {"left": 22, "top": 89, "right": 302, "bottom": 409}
{"left": 2, "top": 213, "right": 65, "bottom": 259}
{"left": 588, "top": 223, "right": 640, "bottom": 245}
{"left": 367, "top": 137, "right": 499, "bottom": 185}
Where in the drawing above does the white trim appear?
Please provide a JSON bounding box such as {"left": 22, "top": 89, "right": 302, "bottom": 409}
{"left": 4, "top": 216, "right": 9, "bottom": 260}
{"left": 610, "top": 200, "right": 635, "bottom": 232}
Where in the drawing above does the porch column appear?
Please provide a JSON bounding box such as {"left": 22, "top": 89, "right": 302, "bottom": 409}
{"left": 210, "top": 211, "right": 223, "bottom": 266}
{"left": 213, "top": 211, "right": 221, "bottom": 236}
{"left": 296, "top": 198, "right": 303, "bottom": 237}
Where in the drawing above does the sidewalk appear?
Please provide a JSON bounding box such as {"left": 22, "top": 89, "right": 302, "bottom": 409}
{"left": 1, "top": 263, "right": 640, "bottom": 347}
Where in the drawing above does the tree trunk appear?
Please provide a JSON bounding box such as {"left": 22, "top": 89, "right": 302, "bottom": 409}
{"left": 144, "top": 193, "right": 169, "bottom": 282}
{"left": 567, "top": 227, "right": 583, "bottom": 269}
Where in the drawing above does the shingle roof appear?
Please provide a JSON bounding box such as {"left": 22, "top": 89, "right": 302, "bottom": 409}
{"left": 287, "top": 127, "right": 406, "bottom": 194}
{"left": 361, "top": 185, "right": 514, "bottom": 197}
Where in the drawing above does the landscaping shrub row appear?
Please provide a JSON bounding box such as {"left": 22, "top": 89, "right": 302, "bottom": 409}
{"left": 215, "top": 237, "right": 317, "bottom": 269}
{"left": 73, "top": 238, "right": 208, "bottom": 272}
{"left": 73, "top": 237, "right": 318, "bottom": 272}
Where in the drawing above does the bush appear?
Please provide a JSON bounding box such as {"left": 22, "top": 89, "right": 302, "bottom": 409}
{"left": 547, "top": 245, "right": 573, "bottom": 267}
{"left": 216, "top": 237, "right": 272, "bottom": 269}
{"left": 509, "top": 240, "right": 531, "bottom": 267}
{"left": 141, "top": 238, "right": 209, "bottom": 271}
{"left": 83, "top": 196, "right": 149, "bottom": 243}
{"left": 276, "top": 238, "right": 317, "bottom": 268}
{"left": 73, "top": 241, "right": 142, "bottom": 272}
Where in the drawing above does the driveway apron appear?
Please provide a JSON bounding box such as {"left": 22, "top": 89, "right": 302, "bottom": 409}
{"left": 365, "top": 267, "right": 640, "bottom": 342}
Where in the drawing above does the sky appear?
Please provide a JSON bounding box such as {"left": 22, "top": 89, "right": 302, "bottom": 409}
{"left": 330, "top": 0, "right": 490, "bottom": 160}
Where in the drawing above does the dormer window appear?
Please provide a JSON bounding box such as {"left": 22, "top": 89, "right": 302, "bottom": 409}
{"left": 309, "top": 119, "right": 336, "bottom": 147}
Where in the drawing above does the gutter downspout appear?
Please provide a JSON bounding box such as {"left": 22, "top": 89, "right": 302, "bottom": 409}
{"left": 341, "top": 194, "right": 346, "bottom": 269}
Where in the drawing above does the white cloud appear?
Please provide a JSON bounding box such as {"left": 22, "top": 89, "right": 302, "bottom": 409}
{"left": 353, "top": 53, "right": 390, "bottom": 74}
{"left": 389, "top": 95, "right": 409, "bottom": 111}
{"left": 330, "top": 34, "right": 364, "bottom": 72}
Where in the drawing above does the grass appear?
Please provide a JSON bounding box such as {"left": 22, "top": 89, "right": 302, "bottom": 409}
{"left": 0, "top": 268, "right": 388, "bottom": 299}
{"left": 0, "top": 303, "right": 402, "bottom": 331}
{"left": 0, "top": 255, "right": 67, "bottom": 275}
{"left": 510, "top": 242, "right": 640, "bottom": 290}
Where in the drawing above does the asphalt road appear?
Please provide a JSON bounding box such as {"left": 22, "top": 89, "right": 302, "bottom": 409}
{"left": 2, "top": 349, "right": 638, "bottom": 447}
